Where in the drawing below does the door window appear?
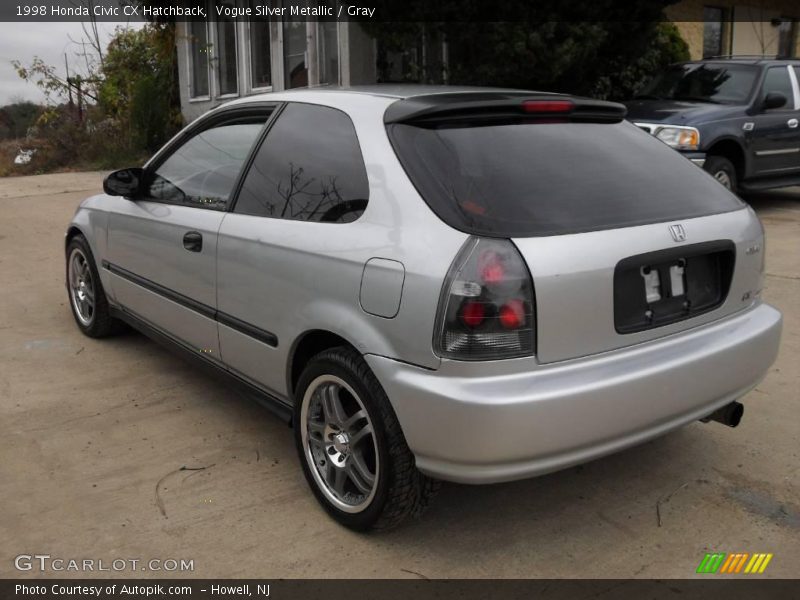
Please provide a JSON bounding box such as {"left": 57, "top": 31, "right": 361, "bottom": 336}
{"left": 234, "top": 104, "right": 369, "bottom": 223}
{"left": 146, "top": 118, "right": 266, "bottom": 210}
{"left": 761, "top": 67, "right": 793, "bottom": 110}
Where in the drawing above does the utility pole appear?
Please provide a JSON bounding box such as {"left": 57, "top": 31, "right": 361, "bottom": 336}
{"left": 75, "top": 76, "right": 83, "bottom": 123}
{"left": 64, "top": 53, "right": 74, "bottom": 109}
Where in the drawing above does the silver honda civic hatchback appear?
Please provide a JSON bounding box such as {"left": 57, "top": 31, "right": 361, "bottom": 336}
{"left": 65, "top": 86, "right": 782, "bottom": 530}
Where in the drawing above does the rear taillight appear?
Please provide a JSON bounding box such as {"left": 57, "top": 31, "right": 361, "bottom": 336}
{"left": 434, "top": 237, "right": 535, "bottom": 360}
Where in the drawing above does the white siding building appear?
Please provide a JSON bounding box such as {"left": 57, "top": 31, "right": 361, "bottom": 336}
{"left": 175, "top": 10, "right": 378, "bottom": 122}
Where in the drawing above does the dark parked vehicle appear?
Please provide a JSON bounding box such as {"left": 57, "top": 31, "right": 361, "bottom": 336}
{"left": 626, "top": 57, "right": 800, "bottom": 193}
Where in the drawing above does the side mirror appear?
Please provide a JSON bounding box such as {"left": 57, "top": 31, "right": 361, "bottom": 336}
{"left": 103, "top": 168, "right": 144, "bottom": 197}
{"left": 763, "top": 91, "right": 787, "bottom": 110}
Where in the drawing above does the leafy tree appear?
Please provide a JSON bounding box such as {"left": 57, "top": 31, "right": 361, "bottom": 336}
{"left": 10, "top": 18, "right": 181, "bottom": 172}
{"left": 99, "top": 23, "right": 181, "bottom": 151}
{"left": 364, "top": 1, "right": 689, "bottom": 100}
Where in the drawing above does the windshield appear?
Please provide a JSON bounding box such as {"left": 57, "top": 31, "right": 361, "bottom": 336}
{"left": 638, "top": 63, "right": 758, "bottom": 104}
{"left": 389, "top": 120, "right": 743, "bottom": 237}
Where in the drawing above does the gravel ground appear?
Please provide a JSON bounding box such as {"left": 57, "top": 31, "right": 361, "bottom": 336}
{"left": 1, "top": 172, "right": 798, "bottom": 578}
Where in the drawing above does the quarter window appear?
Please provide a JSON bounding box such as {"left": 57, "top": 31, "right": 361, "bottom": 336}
{"left": 234, "top": 104, "right": 369, "bottom": 223}
{"left": 146, "top": 119, "right": 266, "bottom": 210}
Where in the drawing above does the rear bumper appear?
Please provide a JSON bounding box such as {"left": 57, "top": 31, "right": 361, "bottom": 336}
{"left": 366, "top": 303, "right": 782, "bottom": 484}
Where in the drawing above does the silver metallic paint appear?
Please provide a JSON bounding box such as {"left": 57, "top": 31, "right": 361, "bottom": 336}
{"left": 359, "top": 258, "right": 405, "bottom": 318}
{"left": 367, "top": 302, "right": 782, "bottom": 484}
{"left": 513, "top": 207, "right": 765, "bottom": 363}
{"left": 67, "top": 88, "right": 783, "bottom": 485}
{"left": 106, "top": 200, "right": 225, "bottom": 359}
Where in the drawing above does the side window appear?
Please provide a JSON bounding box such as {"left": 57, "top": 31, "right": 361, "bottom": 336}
{"left": 234, "top": 104, "right": 369, "bottom": 223}
{"left": 146, "top": 119, "right": 265, "bottom": 209}
{"left": 761, "top": 67, "right": 793, "bottom": 110}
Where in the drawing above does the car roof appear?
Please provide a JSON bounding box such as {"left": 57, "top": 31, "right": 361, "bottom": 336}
{"left": 237, "top": 84, "right": 542, "bottom": 101}
{"left": 215, "top": 85, "right": 626, "bottom": 127}
{"left": 216, "top": 84, "right": 562, "bottom": 114}
{"left": 215, "top": 85, "right": 576, "bottom": 124}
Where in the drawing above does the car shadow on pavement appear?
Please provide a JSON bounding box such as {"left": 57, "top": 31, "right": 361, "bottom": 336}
{"left": 741, "top": 187, "right": 800, "bottom": 212}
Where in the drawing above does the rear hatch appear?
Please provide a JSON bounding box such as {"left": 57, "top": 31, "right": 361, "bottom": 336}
{"left": 387, "top": 93, "right": 765, "bottom": 363}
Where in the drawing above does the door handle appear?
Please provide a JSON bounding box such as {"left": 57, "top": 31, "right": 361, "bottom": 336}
{"left": 788, "top": 118, "right": 799, "bottom": 129}
{"left": 183, "top": 231, "right": 203, "bottom": 252}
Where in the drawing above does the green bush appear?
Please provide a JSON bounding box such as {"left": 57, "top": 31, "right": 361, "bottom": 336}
{"left": 100, "top": 23, "right": 181, "bottom": 153}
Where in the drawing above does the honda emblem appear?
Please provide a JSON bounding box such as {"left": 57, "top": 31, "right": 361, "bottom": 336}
{"left": 669, "top": 224, "right": 687, "bottom": 242}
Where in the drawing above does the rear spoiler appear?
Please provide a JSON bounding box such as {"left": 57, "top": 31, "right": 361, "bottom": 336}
{"left": 383, "top": 92, "right": 627, "bottom": 125}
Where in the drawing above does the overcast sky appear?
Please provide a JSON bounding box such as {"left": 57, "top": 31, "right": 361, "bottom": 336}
{"left": 0, "top": 21, "right": 143, "bottom": 105}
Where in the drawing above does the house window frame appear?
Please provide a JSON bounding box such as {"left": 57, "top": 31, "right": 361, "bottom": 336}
{"left": 214, "top": 7, "right": 241, "bottom": 99}
{"left": 702, "top": 5, "right": 728, "bottom": 59}
{"left": 777, "top": 18, "right": 799, "bottom": 58}
{"left": 187, "top": 19, "right": 212, "bottom": 102}
{"left": 246, "top": 15, "right": 274, "bottom": 93}
{"left": 282, "top": 19, "right": 308, "bottom": 89}
{"left": 316, "top": 20, "right": 342, "bottom": 86}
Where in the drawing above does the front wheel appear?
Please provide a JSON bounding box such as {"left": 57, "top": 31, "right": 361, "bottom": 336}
{"left": 66, "top": 234, "right": 123, "bottom": 338}
{"left": 294, "top": 347, "right": 438, "bottom": 530}
{"left": 703, "top": 155, "right": 738, "bottom": 193}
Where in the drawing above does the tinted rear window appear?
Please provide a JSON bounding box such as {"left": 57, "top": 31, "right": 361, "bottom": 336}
{"left": 388, "top": 121, "right": 743, "bottom": 237}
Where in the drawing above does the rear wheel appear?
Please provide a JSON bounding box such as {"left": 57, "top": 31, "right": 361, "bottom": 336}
{"left": 703, "top": 155, "right": 738, "bottom": 193}
{"left": 294, "top": 347, "right": 438, "bottom": 530}
{"left": 66, "top": 235, "right": 122, "bottom": 338}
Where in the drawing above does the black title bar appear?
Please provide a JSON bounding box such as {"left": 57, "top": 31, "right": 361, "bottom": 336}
{"left": 0, "top": 0, "right": 780, "bottom": 22}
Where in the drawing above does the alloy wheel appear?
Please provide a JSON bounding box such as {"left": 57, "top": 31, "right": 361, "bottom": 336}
{"left": 68, "top": 248, "right": 95, "bottom": 327}
{"left": 300, "top": 375, "right": 378, "bottom": 513}
{"left": 713, "top": 170, "right": 732, "bottom": 190}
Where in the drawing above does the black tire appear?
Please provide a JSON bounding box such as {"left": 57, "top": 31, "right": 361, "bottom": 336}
{"left": 293, "top": 346, "right": 439, "bottom": 531}
{"left": 65, "top": 234, "right": 123, "bottom": 338}
{"left": 703, "top": 155, "right": 738, "bottom": 193}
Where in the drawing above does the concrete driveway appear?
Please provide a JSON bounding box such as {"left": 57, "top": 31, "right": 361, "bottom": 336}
{"left": 1, "top": 172, "right": 798, "bottom": 578}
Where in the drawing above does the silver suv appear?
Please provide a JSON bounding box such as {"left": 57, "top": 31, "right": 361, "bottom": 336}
{"left": 65, "top": 87, "right": 782, "bottom": 530}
